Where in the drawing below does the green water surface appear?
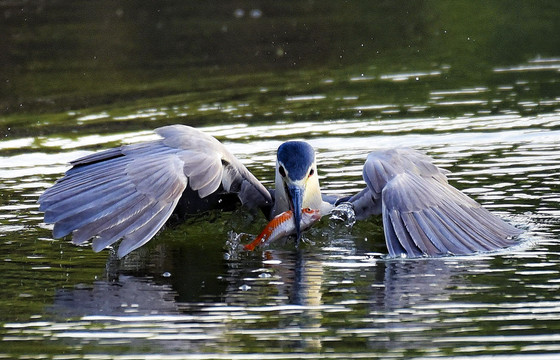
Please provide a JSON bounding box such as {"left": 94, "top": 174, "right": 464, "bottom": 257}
{"left": 1, "top": 1, "right": 560, "bottom": 359}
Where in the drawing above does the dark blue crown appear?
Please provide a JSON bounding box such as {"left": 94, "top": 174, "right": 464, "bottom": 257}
{"left": 277, "top": 141, "right": 315, "bottom": 181}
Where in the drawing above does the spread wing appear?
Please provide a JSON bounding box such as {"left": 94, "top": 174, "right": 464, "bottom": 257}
{"left": 39, "top": 125, "right": 272, "bottom": 258}
{"left": 349, "top": 148, "right": 522, "bottom": 257}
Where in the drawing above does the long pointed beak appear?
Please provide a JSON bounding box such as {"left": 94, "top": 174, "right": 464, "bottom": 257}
{"left": 288, "top": 184, "right": 304, "bottom": 244}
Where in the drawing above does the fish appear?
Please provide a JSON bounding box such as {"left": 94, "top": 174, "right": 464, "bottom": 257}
{"left": 244, "top": 208, "right": 322, "bottom": 251}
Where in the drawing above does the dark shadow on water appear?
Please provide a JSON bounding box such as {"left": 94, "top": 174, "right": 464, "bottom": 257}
{"left": 49, "top": 240, "right": 474, "bottom": 321}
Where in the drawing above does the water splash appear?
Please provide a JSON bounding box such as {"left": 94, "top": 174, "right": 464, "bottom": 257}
{"left": 329, "top": 202, "right": 357, "bottom": 228}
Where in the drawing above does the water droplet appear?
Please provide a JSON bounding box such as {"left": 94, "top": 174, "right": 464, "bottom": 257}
{"left": 250, "top": 9, "right": 262, "bottom": 18}
{"left": 330, "top": 202, "right": 356, "bottom": 227}
{"left": 239, "top": 284, "right": 251, "bottom": 291}
{"left": 233, "top": 9, "right": 244, "bottom": 18}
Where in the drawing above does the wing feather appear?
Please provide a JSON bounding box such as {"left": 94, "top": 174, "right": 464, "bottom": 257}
{"left": 400, "top": 211, "right": 437, "bottom": 256}
{"left": 72, "top": 195, "right": 150, "bottom": 245}
{"left": 421, "top": 208, "right": 483, "bottom": 252}
{"left": 39, "top": 125, "right": 272, "bottom": 257}
{"left": 351, "top": 148, "right": 521, "bottom": 257}
{"left": 46, "top": 183, "right": 137, "bottom": 225}
{"left": 90, "top": 200, "right": 163, "bottom": 253}
{"left": 382, "top": 206, "right": 408, "bottom": 257}
{"left": 90, "top": 197, "right": 154, "bottom": 251}
{"left": 115, "top": 202, "right": 178, "bottom": 258}
{"left": 51, "top": 188, "right": 139, "bottom": 238}
{"left": 40, "top": 163, "right": 130, "bottom": 205}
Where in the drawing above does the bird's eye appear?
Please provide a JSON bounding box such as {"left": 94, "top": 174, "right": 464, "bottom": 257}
{"left": 308, "top": 169, "right": 314, "bottom": 177}
{"left": 279, "top": 165, "right": 286, "bottom": 177}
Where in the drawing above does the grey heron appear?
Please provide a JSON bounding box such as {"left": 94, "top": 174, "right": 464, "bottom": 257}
{"left": 39, "top": 125, "right": 522, "bottom": 258}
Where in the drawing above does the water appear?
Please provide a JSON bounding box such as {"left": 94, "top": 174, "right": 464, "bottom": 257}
{"left": 2, "top": 2, "right": 560, "bottom": 359}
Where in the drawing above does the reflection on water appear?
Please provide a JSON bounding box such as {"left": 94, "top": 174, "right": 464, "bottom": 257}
{"left": 7, "top": 238, "right": 560, "bottom": 358}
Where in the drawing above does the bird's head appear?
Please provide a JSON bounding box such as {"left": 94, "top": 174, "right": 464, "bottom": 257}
{"left": 276, "top": 141, "right": 322, "bottom": 243}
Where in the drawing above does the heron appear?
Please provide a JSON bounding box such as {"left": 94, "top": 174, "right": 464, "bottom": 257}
{"left": 39, "top": 125, "right": 522, "bottom": 258}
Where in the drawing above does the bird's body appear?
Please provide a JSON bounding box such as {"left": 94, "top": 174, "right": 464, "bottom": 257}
{"left": 39, "top": 125, "right": 522, "bottom": 258}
